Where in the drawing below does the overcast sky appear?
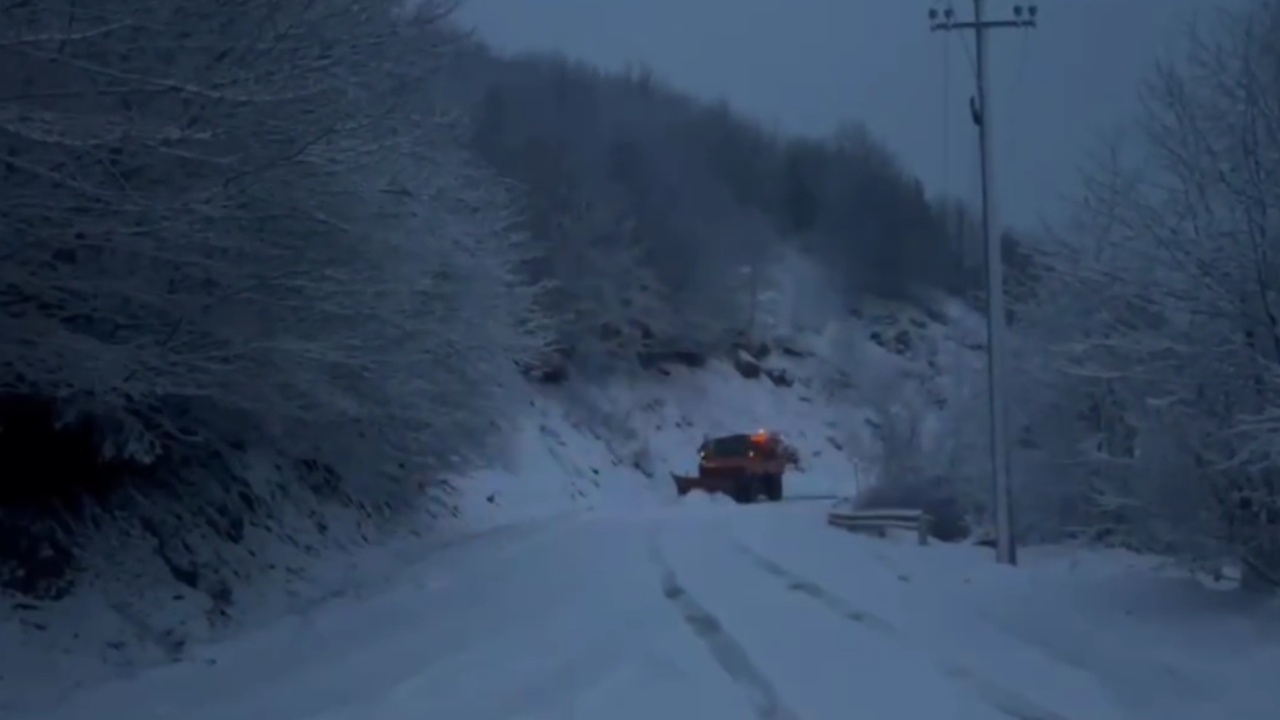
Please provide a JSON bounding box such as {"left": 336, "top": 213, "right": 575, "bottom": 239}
{"left": 456, "top": 0, "right": 1225, "bottom": 230}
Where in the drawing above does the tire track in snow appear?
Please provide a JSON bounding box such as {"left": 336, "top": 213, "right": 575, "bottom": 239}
{"left": 648, "top": 543, "right": 801, "bottom": 720}
{"left": 940, "top": 666, "right": 1079, "bottom": 720}
{"left": 731, "top": 541, "right": 898, "bottom": 635}
{"left": 730, "top": 541, "right": 1079, "bottom": 720}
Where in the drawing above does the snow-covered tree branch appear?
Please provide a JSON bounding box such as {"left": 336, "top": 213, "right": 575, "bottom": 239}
{"left": 1037, "top": 0, "right": 1280, "bottom": 586}
{"left": 0, "top": 0, "right": 549, "bottom": 600}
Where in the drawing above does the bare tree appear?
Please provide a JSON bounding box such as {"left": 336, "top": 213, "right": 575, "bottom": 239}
{"left": 1053, "top": 0, "right": 1280, "bottom": 586}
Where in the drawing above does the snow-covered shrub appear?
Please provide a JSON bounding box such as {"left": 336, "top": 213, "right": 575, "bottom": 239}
{"left": 846, "top": 328, "right": 989, "bottom": 542}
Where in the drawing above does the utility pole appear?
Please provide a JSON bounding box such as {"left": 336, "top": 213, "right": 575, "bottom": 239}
{"left": 928, "top": 1, "right": 1037, "bottom": 566}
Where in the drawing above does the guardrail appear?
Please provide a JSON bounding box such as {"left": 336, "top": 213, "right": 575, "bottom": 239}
{"left": 826, "top": 507, "right": 932, "bottom": 546}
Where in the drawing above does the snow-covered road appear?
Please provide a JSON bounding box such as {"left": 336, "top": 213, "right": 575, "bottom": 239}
{"left": 24, "top": 498, "right": 1257, "bottom": 720}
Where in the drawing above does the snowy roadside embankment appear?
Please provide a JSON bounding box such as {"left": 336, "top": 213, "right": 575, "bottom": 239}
{"left": 777, "top": 529, "right": 1280, "bottom": 720}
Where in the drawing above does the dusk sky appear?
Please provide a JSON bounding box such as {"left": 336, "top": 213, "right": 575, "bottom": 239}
{"left": 457, "top": 0, "right": 1224, "bottom": 231}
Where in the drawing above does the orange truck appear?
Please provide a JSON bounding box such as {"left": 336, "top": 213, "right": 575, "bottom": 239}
{"left": 671, "top": 431, "right": 793, "bottom": 503}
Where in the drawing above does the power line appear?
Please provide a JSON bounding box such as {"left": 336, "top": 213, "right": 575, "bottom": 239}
{"left": 1002, "top": 24, "right": 1032, "bottom": 174}
{"left": 928, "top": 0, "right": 1039, "bottom": 568}
{"left": 941, "top": 20, "right": 949, "bottom": 200}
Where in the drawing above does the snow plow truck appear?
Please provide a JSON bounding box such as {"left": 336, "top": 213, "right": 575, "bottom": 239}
{"left": 671, "top": 431, "right": 795, "bottom": 503}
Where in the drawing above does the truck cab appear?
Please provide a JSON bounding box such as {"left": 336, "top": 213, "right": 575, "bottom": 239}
{"left": 674, "top": 431, "right": 789, "bottom": 503}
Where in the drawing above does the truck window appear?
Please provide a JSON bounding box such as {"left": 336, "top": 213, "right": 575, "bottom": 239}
{"left": 704, "top": 435, "right": 754, "bottom": 458}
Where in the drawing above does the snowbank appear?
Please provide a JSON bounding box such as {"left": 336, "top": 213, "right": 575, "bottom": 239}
{"left": 796, "top": 532, "right": 1280, "bottom": 720}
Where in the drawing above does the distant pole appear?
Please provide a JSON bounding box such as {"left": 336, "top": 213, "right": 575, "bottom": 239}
{"left": 928, "top": 1, "right": 1037, "bottom": 566}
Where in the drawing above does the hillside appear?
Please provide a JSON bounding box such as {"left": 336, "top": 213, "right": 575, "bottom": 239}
{"left": 457, "top": 295, "right": 991, "bottom": 523}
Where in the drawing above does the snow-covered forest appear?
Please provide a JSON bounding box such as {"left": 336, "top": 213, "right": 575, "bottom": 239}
{"left": 1, "top": 0, "right": 1277, "bottom": 618}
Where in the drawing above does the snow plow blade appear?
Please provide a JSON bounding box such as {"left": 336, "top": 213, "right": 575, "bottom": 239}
{"left": 672, "top": 473, "right": 701, "bottom": 496}
{"left": 672, "top": 472, "right": 739, "bottom": 498}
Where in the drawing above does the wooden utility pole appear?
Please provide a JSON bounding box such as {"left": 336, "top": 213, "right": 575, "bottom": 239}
{"left": 928, "top": 1, "right": 1037, "bottom": 566}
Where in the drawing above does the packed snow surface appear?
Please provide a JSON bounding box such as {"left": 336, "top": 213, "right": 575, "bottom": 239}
{"left": 20, "top": 498, "right": 1280, "bottom": 720}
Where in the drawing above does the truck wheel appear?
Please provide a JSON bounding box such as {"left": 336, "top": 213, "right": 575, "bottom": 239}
{"left": 765, "top": 475, "right": 783, "bottom": 502}
{"left": 734, "top": 479, "right": 755, "bottom": 504}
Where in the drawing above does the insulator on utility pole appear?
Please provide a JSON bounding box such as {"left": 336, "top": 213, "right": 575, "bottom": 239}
{"left": 928, "top": 1, "right": 1037, "bottom": 567}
